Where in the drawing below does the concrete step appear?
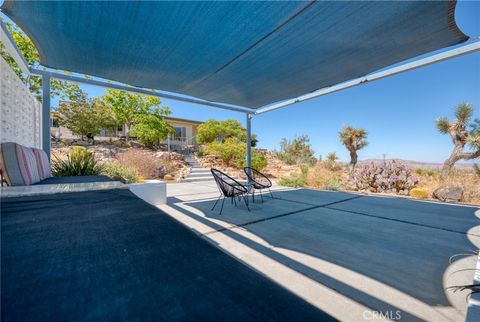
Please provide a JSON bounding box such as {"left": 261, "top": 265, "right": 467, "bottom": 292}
{"left": 185, "top": 177, "right": 215, "bottom": 183}
{"left": 188, "top": 173, "right": 212, "bottom": 178}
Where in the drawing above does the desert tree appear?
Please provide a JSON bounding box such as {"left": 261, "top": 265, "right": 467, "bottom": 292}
{"left": 275, "top": 135, "right": 316, "bottom": 165}
{"left": 57, "top": 96, "right": 115, "bottom": 141}
{"left": 436, "top": 103, "right": 480, "bottom": 178}
{"left": 101, "top": 89, "right": 170, "bottom": 141}
{"left": 339, "top": 125, "right": 368, "bottom": 171}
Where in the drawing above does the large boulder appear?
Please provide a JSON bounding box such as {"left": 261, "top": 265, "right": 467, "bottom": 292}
{"left": 433, "top": 186, "right": 464, "bottom": 202}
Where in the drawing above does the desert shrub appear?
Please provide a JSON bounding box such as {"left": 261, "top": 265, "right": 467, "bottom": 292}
{"left": 116, "top": 149, "right": 177, "bottom": 179}
{"left": 204, "top": 138, "right": 241, "bottom": 166}
{"left": 353, "top": 160, "right": 418, "bottom": 195}
{"left": 204, "top": 138, "right": 267, "bottom": 170}
{"left": 323, "top": 152, "right": 341, "bottom": 171}
{"left": 306, "top": 164, "right": 345, "bottom": 190}
{"left": 112, "top": 140, "right": 131, "bottom": 148}
{"left": 278, "top": 176, "right": 306, "bottom": 188}
{"left": 52, "top": 146, "right": 103, "bottom": 176}
{"left": 324, "top": 178, "right": 343, "bottom": 191}
{"left": 275, "top": 135, "right": 316, "bottom": 165}
{"left": 410, "top": 188, "right": 429, "bottom": 199}
{"left": 102, "top": 162, "right": 140, "bottom": 183}
{"left": 279, "top": 164, "right": 309, "bottom": 188}
{"left": 415, "top": 168, "right": 439, "bottom": 178}
{"left": 196, "top": 147, "right": 205, "bottom": 157}
{"left": 236, "top": 152, "right": 268, "bottom": 171}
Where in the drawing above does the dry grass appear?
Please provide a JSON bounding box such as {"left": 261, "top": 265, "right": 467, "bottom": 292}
{"left": 305, "top": 163, "right": 349, "bottom": 191}
{"left": 415, "top": 168, "right": 480, "bottom": 204}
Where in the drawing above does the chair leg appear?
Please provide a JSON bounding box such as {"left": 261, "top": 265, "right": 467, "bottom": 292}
{"left": 252, "top": 189, "right": 255, "bottom": 203}
{"left": 269, "top": 188, "right": 274, "bottom": 199}
{"left": 233, "top": 196, "right": 237, "bottom": 206}
{"left": 242, "top": 195, "right": 250, "bottom": 211}
{"left": 211, "top": 195, "right": 222, "bottom": 211}
{"left": 219, "top": 197, "right": 226, "bottom": 215}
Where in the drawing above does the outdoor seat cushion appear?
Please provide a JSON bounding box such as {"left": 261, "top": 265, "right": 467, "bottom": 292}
{"left": 34, "top": 175, "right": 112, "bottom": 185}
{"left": 0, "top": 142, "right": 41, "bottom": 186}
{"left": 32, "top": 148, "right": 52, "bottom": 180}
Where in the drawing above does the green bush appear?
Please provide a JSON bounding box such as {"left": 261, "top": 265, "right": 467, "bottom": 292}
{"left": 279, "top": 165, "right": 309, "bottom": 188}
{"left": 235, "top": 152, "right": 268, "bottom": 171}
{"left": 52, "top": 146, "right": 103, "bottom": 176}
{"left": 278, "top": 176, "right": 305, "bottom": 188}
{"left": 195, "top": 147, "right": 205, "bottom": 157}
{"left": 203, "top": 138, "right": 268, "bottom": 170}
{"left": 323, "top": 176, "right": 344, "bottom": 191}
{"left": 102, "top": 162, "right": 140, "bottom": 183}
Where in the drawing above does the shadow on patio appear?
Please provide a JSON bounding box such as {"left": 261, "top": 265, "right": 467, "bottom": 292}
{"left": 163, "top": 186, "right": 480, "bottom": 321}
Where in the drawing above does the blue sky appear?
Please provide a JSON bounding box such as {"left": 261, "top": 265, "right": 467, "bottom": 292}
{"left": 45, "top": 1, "right": 479, "bottom": 163}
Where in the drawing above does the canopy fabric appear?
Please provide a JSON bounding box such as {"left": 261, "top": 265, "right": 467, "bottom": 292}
{"left": 2, "top": 1, "right": 468, "bottom": 108}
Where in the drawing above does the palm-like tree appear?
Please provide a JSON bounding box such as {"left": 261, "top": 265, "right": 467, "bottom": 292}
{"left": 436, "top": 103, "right": 480, "bottom": 178}
{"left": 339, "top": 126, "right": 368, "bottom": 171}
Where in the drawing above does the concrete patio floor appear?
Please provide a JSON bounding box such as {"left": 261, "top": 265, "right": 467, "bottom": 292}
{"left": 158, "top": 179, "right": 480, "bottom": 321}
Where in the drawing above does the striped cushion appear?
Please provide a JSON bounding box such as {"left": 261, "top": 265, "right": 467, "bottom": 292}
{"left": 0, "top": 142, "right": 41, "bottom": 186}
{"left": 32, "top": 148, "right": 52, "bottom": 180}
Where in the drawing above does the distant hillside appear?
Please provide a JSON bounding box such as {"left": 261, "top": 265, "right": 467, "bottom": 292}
{"left": 357, "top": 159, "right": 475, "bottom": 170}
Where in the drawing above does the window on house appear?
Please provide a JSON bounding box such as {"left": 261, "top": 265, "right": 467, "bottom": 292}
{"left": 51, "top": 118, "right": 59, "bottom": 127}
{"left": 173, "top": 127, "right": 186, "bottom": 140}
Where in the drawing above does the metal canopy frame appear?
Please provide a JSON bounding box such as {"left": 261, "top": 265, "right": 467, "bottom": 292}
{"left": 1, "top": 18, "right": 479, "bottom": 171}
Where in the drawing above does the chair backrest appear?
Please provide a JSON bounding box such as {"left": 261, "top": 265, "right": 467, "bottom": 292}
{"left": 244, "top": 167, "right": 272, "bottom": 189}
{"left": 211, "top": 168, "right": 247, "bottom": 197}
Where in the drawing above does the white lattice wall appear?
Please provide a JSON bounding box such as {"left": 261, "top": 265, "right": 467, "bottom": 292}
{"left": 0, "top": 56, "right": 41, "bottom": 148}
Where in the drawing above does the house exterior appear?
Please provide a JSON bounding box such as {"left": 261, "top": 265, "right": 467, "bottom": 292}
{"left": 51, "top": 113, "right": 202, "bottom": 149}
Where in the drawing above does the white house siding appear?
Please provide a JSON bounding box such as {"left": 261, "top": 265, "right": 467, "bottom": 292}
{"left": 0, "top": 56, "right": 41, "bottom": 148}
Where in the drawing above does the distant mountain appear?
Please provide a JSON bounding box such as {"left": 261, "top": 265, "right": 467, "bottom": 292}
{"left": 357, "top": 159, "right": 475, "bottom": 170}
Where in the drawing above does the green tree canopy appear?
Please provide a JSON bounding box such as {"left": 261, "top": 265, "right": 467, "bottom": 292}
{"left": 130, "top": 108, "right": 174, "bottom": 148}
{"left": 0, "top": 21, "right": 84, "bottom": 101}
{"left": 196, "top": 119, "right": 257, "bottom": 146}
{"left": 56, "top": 95, "right": 116, "bottom": 140}
{"left": 101, "top": 89, "right": 170, "bottom": 141}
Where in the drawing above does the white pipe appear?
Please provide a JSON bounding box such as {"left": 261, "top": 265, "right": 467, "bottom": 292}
{"left": 30, "top": 68, "right": 256, "bottom": 114}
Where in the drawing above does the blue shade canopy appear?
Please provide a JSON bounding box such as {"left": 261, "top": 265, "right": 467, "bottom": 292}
{"left": 1, "top": 1, "right": 468, "bottom": 108}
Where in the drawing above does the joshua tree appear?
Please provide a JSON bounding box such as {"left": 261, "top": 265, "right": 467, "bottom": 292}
{"left": 436, "top": 103, "right": 480, "bottom": 178}
{"left": 339, "top": 125, "right": 368, "bottom": 171}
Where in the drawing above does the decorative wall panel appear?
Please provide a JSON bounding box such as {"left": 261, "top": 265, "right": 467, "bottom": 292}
{"left": 0, "top": 56, "right": 41, "bottom": 148}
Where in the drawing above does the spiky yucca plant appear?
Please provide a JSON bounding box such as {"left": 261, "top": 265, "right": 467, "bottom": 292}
{"left": 52, "top": 146, "right": 103, "bottom": 176}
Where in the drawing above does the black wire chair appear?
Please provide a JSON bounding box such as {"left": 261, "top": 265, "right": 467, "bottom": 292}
{"left": 211, "top": 168, "right": 250, "bottom": 214}
{"left": 244, "top": 167, "right": 274, "bottom": 203}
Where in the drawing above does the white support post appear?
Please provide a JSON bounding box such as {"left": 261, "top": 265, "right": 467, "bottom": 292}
{"left": 167, "top": 134, "right": 171, "bottom": 152}
{"left": 42, "top": 74, "right": 51, "bottom": 160}
{"left": 246, "top": 113, "right": 252, "bottom": 183}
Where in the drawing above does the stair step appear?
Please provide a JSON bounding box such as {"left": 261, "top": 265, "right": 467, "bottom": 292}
{"left": 188, "top": 173, "right": 212, "bottom": 178}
